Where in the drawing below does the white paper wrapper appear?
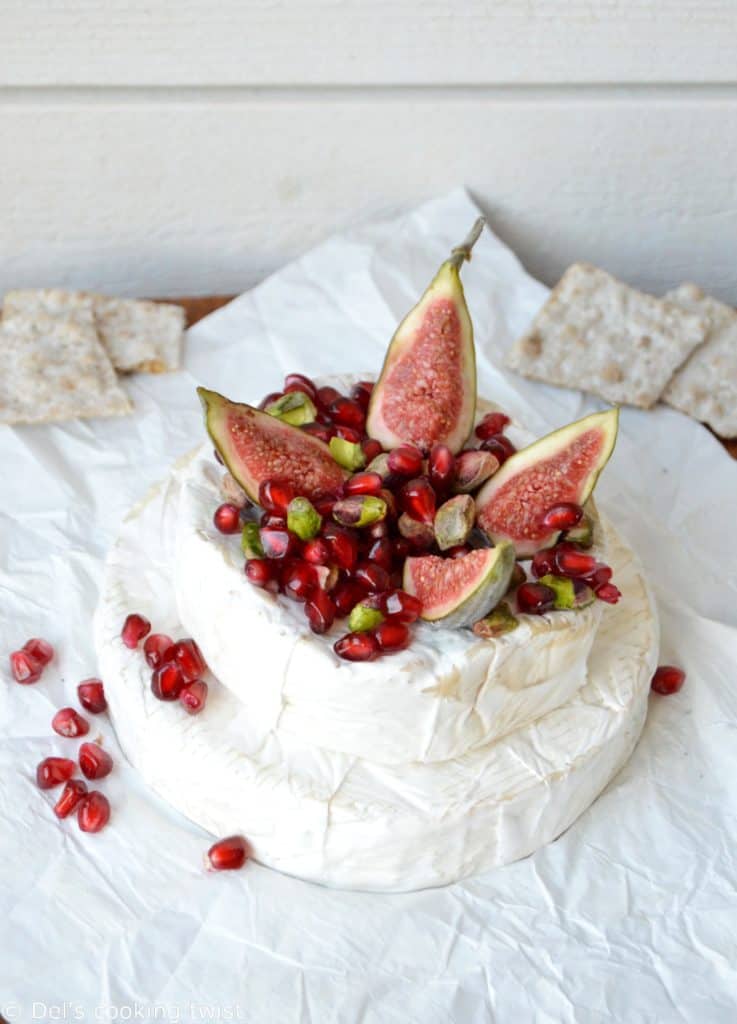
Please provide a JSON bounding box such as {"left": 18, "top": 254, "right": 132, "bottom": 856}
{"left": 1, "top": 188, "right": 736, "bottom": 1020}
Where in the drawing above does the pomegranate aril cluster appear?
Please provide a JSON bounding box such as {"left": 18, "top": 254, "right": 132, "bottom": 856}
{"left": 121, "top": 615, "right": 210, "bottom": 715}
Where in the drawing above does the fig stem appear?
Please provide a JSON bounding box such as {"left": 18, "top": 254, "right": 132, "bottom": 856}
{"left": 448, "top": 216, "right": 485, "bottom": 269}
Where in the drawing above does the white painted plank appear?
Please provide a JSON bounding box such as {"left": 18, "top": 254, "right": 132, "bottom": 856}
{"left": 1, "top": 1, "right": 737, "bottom": 86}
{"left": 1, "top": 97, "right": 735, "bottom": 301}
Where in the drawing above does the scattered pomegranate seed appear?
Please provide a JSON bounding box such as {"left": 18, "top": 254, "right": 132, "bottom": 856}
{"left": 343, "top": 471, "right": 384, "bottom": 497}
{"left": 400, "top": 478, "right": 436, "bottom": 523}
{"left": 258, "top": 391, "right": 283, "bottom": 410}
{"left": 78, "top": 791, "right": 111, "bottom": 833}
{"left": 52, "top": 707, "right": 90, "bottom": 738}
{"left": 171, "top": 638, "right": 207, "bottom": 682}
{"left": 316, "top": 385, "right": 342, "bottom": 411}
{"left": 555, "top": 549, "right": 597, "bottom": 578}
{"left": 428, "top": 444, "right": 455, "bottom": 494}
{"left": 121, "top": 613, "right": 151, "bottom": 649}
{"left": 245, "top": 558, "right": 277, "bottom": 588}
{"left": 651, "top": 665, "right": 686, "bottom": 695}
{"left": 332, "top": 579, "right": 367, "bottom": 617}
{"left": 334, "top": 424, "right": 363, "bottom": 444}
{"left": 143, "top": 633, "right": 174, "bottom": 669}
{"left": 9, "top": 649, "right": 42, "bottom": 684}
{"left": 151, "top": 663, "right": 185, "bottom": 702}
{"left": 305, "top": 588, "right": 337, "bottom": 634}
{"left": 180, "top": 680, "right": 209, "bottom": 715}
{"left": 330, "top": 397, "right": 366, "bottom": 432}
{"left": 77, "top": 678, "right": 107, "bottom": 714}
{"left": 589, "top": 566, "right": 613, "bottom": 589}
{"left": 79, "top": 742, "right": 113, "bottom": 780}
{"left": 387, "top": 445, "right": 424, "bottom": 477}
{"left": 381, "top": 590, "right": 423, "bottom": 623}
{"left": 258, "top": 479, "right": 296, "bottom": 516}
{"left": 334, "top": 631, "right": 379, "bottom": 662}
{"left": 213, "top": 503, "right": 242, "bottom": 534}
{"left": 475, "top": 411, "right": 511, "bottom": 440}
{"left": 596, "top": 583, "right": 621, "bottom": 604}
{"left": 367, "top": 537, "right": 394, "bottom": 571}
{"left": 531, "top": 548, "right": 558, "bottom": 578}
{"left": 374, "top": 621, "right": 411, "bottom": 652}
{"left": 23, "top": 637, "right": 54, "bottom": 667}
{"left": 323, "top": 524, "right": 359, "bottom": 571}
{"left": 36, "top": 757, "right": 76, "bottom": 789}
{"left": 354, "top": 561, "right": 391, "bottom": 593}
{"left": 259, "top": 527, "right": 297, "bottom": 560}
{"left": 53, "top": 778, "right": 88, "bottom": 819}
{"left": 481, "top": 434, "right": 517, "bottom": 464}
{"left": 361, "top": 438, "right": 383, "bottom": 462}
{"left": 350, "top": 381, "right": 374, "bottom": 411}
{"left": 282, "top": 560, "right": 317, "bottom": 601}
{"left": 284, "top": 372, "right": 317, "bottom": 400}
{"left": 301, "top": 422, "right": 334, "bottom": 444}
{"left": 517, "top": 582, "right": 556, "bottom": 615}
{"left": 205, "top": 834, "right": 251, "bottom": 871}
{"left": 301, "top": 537, "right": 330, "bottom": 565}
{"left": 542, "top": 503, "right": 584, "bottom": 531}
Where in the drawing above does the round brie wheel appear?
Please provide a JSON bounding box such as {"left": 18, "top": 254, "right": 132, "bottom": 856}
{"left": 95, "top": 464, "right": 659, "bottom": 893}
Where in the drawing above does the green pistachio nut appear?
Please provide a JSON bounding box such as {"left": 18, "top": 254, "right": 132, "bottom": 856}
{"left": 366, "top": 452, "right": 392, "bottom": 480}
{"left": 286, "top": 496, "right": 322, "bottom": 541}
{"left": 348, "top": 603, "right": 385, "bottom": 632}
{"left": 434, "top": 494, "right": 475, "bottom": 551}
{"left": 472, "top": 602, "right": 520, "bottom": 638}
{"left": 241, "top": 521, "right": 264, "bottom": 558}
{"left": 333, "top": 495, "right": 387, "bottom": 528}
{"left": 538, "top": 574, "right": 577, "bottom": 610}
{"left": 564, "top": 514, "right": 594, "bottom": 548}
{"left": 329, "top": 436, "right": 366, "bottom": 471}
{"left": 265, "top": 391, "right": 317, "bottom": 426}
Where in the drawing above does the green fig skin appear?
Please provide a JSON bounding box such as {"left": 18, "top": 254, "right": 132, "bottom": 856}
{"left": 472, "top": 602, "right": 520, "bottom": 638}
{"left": 287, "top": 497, "right": 322, "bottom": 541}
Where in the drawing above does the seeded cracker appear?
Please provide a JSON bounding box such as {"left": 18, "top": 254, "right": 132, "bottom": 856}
{"left": 663, "top": 284, "right": 737, "bottom": 438}
{"left": 505, "top": 263, "right": 708, "bottom": 408}
{"left": 3, "top": 289, "right": 184, "bottom": 374}
{"left": 0, "top": 313, "right": 132, "bottom": 425}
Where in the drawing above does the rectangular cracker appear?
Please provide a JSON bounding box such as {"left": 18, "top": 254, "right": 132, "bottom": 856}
{"left": 0, "top": 312, "right": 132, "bottom": 425}
{"left": 505, "top": 263, "right": 708, "bottom": 408}
{"left": 663, "top": 284, "right": 737, "bottom": 438}
{"left": 2, "top": 289, "right": 184, "bottom": 374}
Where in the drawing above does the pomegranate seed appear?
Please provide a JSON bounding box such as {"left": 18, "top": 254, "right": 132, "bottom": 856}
{"left": 171, "top": 638, "right": 207, "bottom": 682}
{"left": 313, "top": 494, "right": 338, "bottom": 517}
{"left": 258, "top": 390, "right": 283, "bottom": 410}
{"left": 446, "top": 545, "right": 471, "bottom": 559}
{"left": 374, "top": 620, "right": 411, "bottom": 653}
{"left": 77, "top": 791, "right": 111, "bottom": 833}
{"left": 555, "top": 549, "right": 597, "bottom": 578}
{"left": 517, "top": 582, "right": 556, "bottom": 615}
{"left": 36, "top": 757, "right": 76, "bottom": 790}
{"left": 428, "top": 444, "right": 455, "bottom": 494}
{"left": 367, "top": 520, "right": 389, "bottom": 540}
{"left": 213, "top": 503, "right": 241, "bottom": 534}
{"left": 259, "top": 527, "right": 297, "bottom": 560}
{"left": 334, "top": 424, "right": 363, "bottom": 444}
{"left": 367, "top": 537, "right": 394, "bottom": 571}
{"left": 481, "top": 434, "right": 517, "bottom": 464}
{"left": 393, "top": 537, "right": 412, "bottom": 561}
{"left": 316, "top": 385, "right": 342, "bottom": 411}
{"left": 282, "top": 560, "right": 317, "bottom": 601}
{"left": 305, "top": 588, "right": 337, "bottom": 634}
{"left": 590, "top": 566, "right": 613, "bottom": 589}
{"left": 54, "top": 778, "right": 87, "bottom": 819}
{"left": 651, "top": 665, "right": 686, "bottom": 695}
{"left": 332, "top": 579, "right": 366, "bottom": 617}
{"left": 258, "top": 479, "right": 295, "bottom": 515}
{"left": 323, "top": 524, "right": 359, "bottom": 571}
{"left": 596, "top": 583, "right": 621, "bottom": 604}
{"left": 205, "top": 835, "right": 251, "bottom": 871}
{"left": 52, "top": 707, "right": 89, "bottom": 738}
{"left": 354, "top": 561, "right": 391, "bottom": 593}
{"left": 334, "top": 631, "right": 379, "bottom": 662}
{"left": 475, "top": 411, "right": 511, "bottom": 440}
{"left": 399, "top": 478, "right": 436, "bottom": 523}
{"left": 245, "top": 558, "right": 277, "bottom": 588}
{"left": 381, "top": 590, "right": 423, "bottom": 623}
{"left": 531, "top": 548, "right": 559, "bottom": 578}
{"left": 9, "top": 649, "right": 42, "bottom": 684}
{"left": 77, "top": 678, "right": 107, "bottom": 714}
{"left": 259, "top": 511, "right": 286, "bottom": 528}
{"left": 151, "top": 663, "right": 185, "bottom": 702}
{"left": 330, "top": 397, "right": 366, "bottom": 432}
{"left": 350, "top": 381, "right": 374, "bottom": 411}
{"left": 343, "top": 472, "right": 383, "bottom": 497}
{"left": 284, "top": 372, "right": 317, "bottom": 400}
{"left": 23, "top": 637, "right": 54, "bottom": 667}
{"left": 361, "top": 438, "right": 383, "bottom": 462}
{"left": 143, "top": 633, "right": 174, "bottom": 669}
{"left": 387, "top": 445, "right": 424, "bottom": 477}
{"left": 180, "top": 680, "right": 208, "bottom": 715}
{"left": 301, "top": 537, "right": 329, "bottom": 565}
{"left": 542, "top": 503, "right": 584, "bottom": 531}
{"left": 301, "top": 422, "right": 334, "bottom": 444}
{"left": 121, "top": 613, "right": 151, "bottom": 649}
{"left": 79, "top": 742, "right": 113, "bottom": 780}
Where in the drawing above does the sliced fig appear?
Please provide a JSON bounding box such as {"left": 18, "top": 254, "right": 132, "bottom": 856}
{"left": 366, "top": 219, "right": 483, "bottom": 454}
{"left": 403, "top": 542, "right": 515, "bottom": 629}
{"left": 198, "top": 388, "right": 346, "bottom": 503}
{"left": 475, "top": 409, "right": 619, "bottom": 557}
{"left": 452, "top": 449, "right": 498, "bottom": 493}
{"left": 434, "top": 494, "right": 475, "bottom": 551}
{"left": 472, "top": 602, "right": 520, "bottom": 638}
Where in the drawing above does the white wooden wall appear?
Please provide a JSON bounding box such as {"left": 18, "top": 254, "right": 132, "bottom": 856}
{"left": 1, "top": 2, "right": 736, "bottom": 301}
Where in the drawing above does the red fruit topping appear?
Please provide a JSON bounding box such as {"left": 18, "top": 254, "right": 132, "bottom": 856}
{"left": 302, "top": 537, "right": 331, "bottom": 565}
{"left": 284, "top": 372, "right": 317, "bottom": 400}
{"left": 245, "top": 558, "right": 278, "bottom": 588}
{"left": 517, "top": 582, "right": 556, "bottom": 615}
{"left": 590, "top": 566, "right": 613, "bottom": 589}
{"left": 374, "top": 620, "right": 411, "bottom": 653}
{"left": 301, "top": 422, "right": 334, "bottom": 444}
{"left": 399, "top": 478, "right": 436, "bottom": 523}
{"left": 313, "top": 494, "right": 338, "bottom": 517}
{"left": 77, "top": 678, "right": 107, "bottom": 714}
{"left": 36, "top": 757, "right": 76, "bottom": 790}
{"left": 343, "top": 472, "right": 384, "bottom": 497}
{"left": 151, "top": 663, "right": 185, "bottom": 702}
{"left": 393, "top": 536, "right": 412, "bottom": 561}
{"left": 213, "top": 503, "right": 241, "bottom": 534}
{"left": 316, "top": 385, "right": 342, "bottom": 411}
{"left": 330, "top": 397, "right": 366, "bottom": 432}
{"left": 387, "top": 445, "right": 424, "bottom": 477}
{"left": 205, "top": 834, "right": 251, "bottom": 871}
{"left": 367, "top": 520, "right": 389, "bottom": 540}
{"left": 350, "top": 381, "right": 374, "bottom": 411}
{"left": 180, "top": 680, "right": 209, "bottom": 715}
{"left": 354, "top": 561, "right": 391, "bottom": 593}
{"left": 446, "top": 544, "right": 471, "bottom": 559}
{"left": 170, "top": 638, "right": 207, "bottom": 682}
{"left": 54, "top": 778, "right": 88, "bottom": 819}
{"left": 475, "top": 411, "right": 511, "bottom": 440}
{"left": 9, "top": 649, "right": 42, "bottom": 685}
{"left": 143, "top": 633, "right": 174, "bottom": 669}
{"left": 282, "top": 560, "right": 317, "bottom": 601}
{"left": 258, "top": 390, "right": 283, "bottom": 410}
{"left": 260, "top": 512, "right": 287, "bottom": 529}
{"left": 332, "top": 579, "right": 366, "bottom": 617}
{"left": 555, "top": 549, "right": 597, "bottom": 578}
{"left": 121, "top": 613, "right": 151, "bottom": 649}
{"left": 596, "top": 583, "right": 621, "bottom": 604}
{"left": 323, "top": 524, "right": 359, "bottom": 571}
{"left": 334, "top": 631, "right": 379, "bottom": 662}
{"left": 78, "top": 791, "right": 111, "bottom": 833}
{"left": 531, "top": 548, "right": 559, "bottom": 578}
{"left": 258, "top": 479, "right": 295, "bottom": 516}
{"left": 542, "top": 503, "right": 584, "bottom": 531}
{"left": 52, "top": 707, "right": 90, "bottom": 738}
{"left": 428, "top": 444, "right": 455, "bottom": 494}
{"left": 79, "top": 742, "right": 113, "bottom": 780}
{"left": 259, "top": 527, "right": 297, "bottom": 560}
{"left": 361, "top": 438, "right": 383, "bottom": 462}
{"left": 23, "top": 637, "right": 54, "bottom": 667}
{"left": 305, "top": 588, "right": 337, "bottom": 634}
{"left": 334, "top": 424, "right": 362, "bottom": 444}
{"left": 381, "top": 590, "right": 423, "bottom": 623}
{"left": 480, "top": 434, "right": 517, "bottom": 464}
{"left": 651, "top": 665, "right": 686, "bottom": 695}
{"left": 367, "top": 537, "right": 394, "bottom": 571}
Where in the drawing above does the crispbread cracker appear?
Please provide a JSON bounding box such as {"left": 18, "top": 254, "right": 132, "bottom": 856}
{"left": 3, "top": 289, "right": 184, "bottom": 374}
{"left": 0, "top": 312, "right": 132, "bottom": 425}
{"left": 505, "top": 263, "right": 708, "bottom": 408}
{"left": 662, "top": 285, "right": 737, "bottom": 437}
